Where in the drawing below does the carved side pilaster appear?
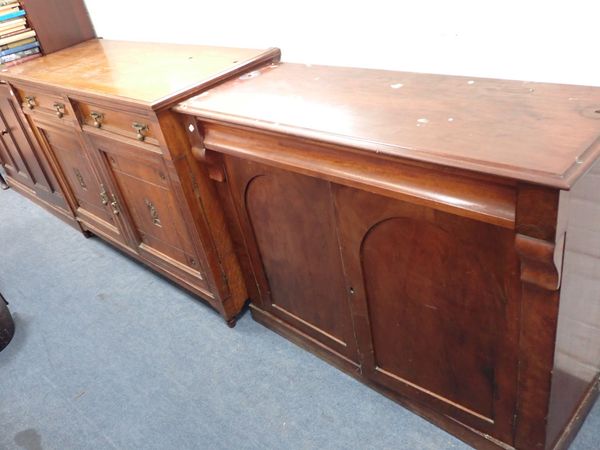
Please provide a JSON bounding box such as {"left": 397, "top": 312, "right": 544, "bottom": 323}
{"left": 514, "top": 184, "right": 564, "bottom": 450}
{"left": 515, "top": 234, "right": 561, "bottom": 291}
{"left": 180, "top": 115, "right": 226, "bottom": 183}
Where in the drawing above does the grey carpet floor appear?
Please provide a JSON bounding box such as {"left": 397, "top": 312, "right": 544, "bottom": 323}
{"left": 0, "top": 187, "right": 598, "bottom": 450}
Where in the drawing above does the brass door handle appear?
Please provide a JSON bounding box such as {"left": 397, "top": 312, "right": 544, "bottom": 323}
{"left": 53, "top": 102, "right": 65, "bottom": 119}
{"left": 144, "top": 198, "right": 161, "bottom": 226}
{"left": 132, "top": 122, "right": 148, "bottom": 141}
{"left": 110, "top": 194, "right": 120, "bottom": 215}
{"left": 24, "top": 96, "right": 35, "bottom": 110}
{"left": 90, "top": 111, "right": 104, "bottom": 128}
{"left": 73, "top": 168, "right": 86, "bottom": 188}
{"left": 99, "top": 183, "right": 109, "bottom": 205}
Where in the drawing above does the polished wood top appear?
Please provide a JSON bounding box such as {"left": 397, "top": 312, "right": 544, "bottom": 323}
{"left": 1, "top": 39, "right": 280, "bottom": 109}
{"left": 177, "top": 63, "right": 600, "bottom": 188}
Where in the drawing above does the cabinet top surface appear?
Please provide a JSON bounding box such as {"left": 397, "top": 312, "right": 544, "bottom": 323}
{"left": 177, "top": 62, "right": 600, "bottom": 188}
{"left": 1, "top": 39, "right": 277, "bottom": 108}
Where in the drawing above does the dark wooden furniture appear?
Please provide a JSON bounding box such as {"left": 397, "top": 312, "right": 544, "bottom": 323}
{"left": 175, "top": 64, "right": 600, "bottom": 449}
{"left": 20, "top": 0, "right": 96, "bottom": 55}
{"left": 0, "top": 290, "right": 15, "bottom": 352}
{"left": 0, "top": 40, "right": 280, "bottom": 324}
{"left": 0, "top": 0, "right": 94, "bottom": 217}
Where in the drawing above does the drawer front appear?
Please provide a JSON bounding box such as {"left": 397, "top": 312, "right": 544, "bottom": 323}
{"left": 76, "top": 101, "right": 160, "bottom": 146}
{"left": 15, "top": 87, "right": 73, "bottom": 124}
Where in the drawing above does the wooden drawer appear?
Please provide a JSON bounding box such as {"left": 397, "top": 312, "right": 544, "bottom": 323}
{"left": 15, "top": 86, "right": 73, "bottom": 124}
{"left": 75, "top": 101, "right": 160, "bottom": 146}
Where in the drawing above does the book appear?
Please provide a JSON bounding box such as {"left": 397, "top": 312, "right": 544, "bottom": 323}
{"left": 0, "top": 9, "right": 24, "bottom": 23}
{"left": 0, "top": 1, "right": 19, "bottom": 6}
{"left": 0, "top": 29, "right": 35, "bottom": 46}
{"left": 0, "top": 40, "right": 38, "bottom": 57}
{"left": 0, "top": 46, "right": 39, "bottom": 63}
{"left": 0, "top": 17, "right": 25, "bottom": 31}
{"left": 0, "top": 36, "right": 35, "bottom": 50}
{"left": 0, "top": 27, "right": 33, "bottom": 40}
{"left": 1, "top": 52, "right": 40, "bottom": 68}
{"left": 0, "top": 4, "right": 18, "bottom": 14}
{"left": 0, "top": 24, "right": 25, "bottom": 37}
{"left": 0, "top": 6, "right": 18, "bottom": 17}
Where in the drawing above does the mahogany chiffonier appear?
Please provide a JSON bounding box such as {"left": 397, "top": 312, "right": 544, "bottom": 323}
{"left": 0, "top": 39, "right": 280, "bottom": 324}
{"left": 175, "top": 64, "right": 600, "bottom": 449}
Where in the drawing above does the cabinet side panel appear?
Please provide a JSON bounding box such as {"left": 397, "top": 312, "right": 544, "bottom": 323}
{"left": 547, "top": 161, "right": 600, "bottom": 447}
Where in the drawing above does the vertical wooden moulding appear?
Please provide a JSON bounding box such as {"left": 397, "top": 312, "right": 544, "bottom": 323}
{"left": 160, "top": 110, "right": 250, "bottom": 322}
{"left": 514, "top": 184, "right": 562, "bottom": 449}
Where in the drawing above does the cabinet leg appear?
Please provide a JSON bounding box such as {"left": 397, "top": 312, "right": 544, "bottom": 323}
{"left": 0, "top": 172, "right": 8, "bottom": 190}
{"left": 82, "top": 230, "right": 94, "bottom": 239}
{"left": 226, "top": 317, "right": 238, "bottom": 328}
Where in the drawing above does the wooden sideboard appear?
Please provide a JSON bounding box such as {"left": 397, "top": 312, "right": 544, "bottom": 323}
{"left": 175, "top": 64, "right": 600, "bottom": 449}
{"left": 0, "top": 39, "right": 281, "bottom": 324}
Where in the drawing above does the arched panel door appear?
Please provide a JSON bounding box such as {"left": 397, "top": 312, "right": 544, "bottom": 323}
{"left": 224, "top": 157, "right": 359, "bottom": 364}
{"left": 333, "top": 184, "right": 521, "bottom": 443}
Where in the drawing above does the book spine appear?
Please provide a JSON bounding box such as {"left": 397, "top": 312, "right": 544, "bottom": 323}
{"left": 2, "top": 53, "right": 41, "bottom": 67}
{"left": 0, "top": 9, "right": 24, "bottom": 22}
{"left": 0, "top": 30, "right": 36, "bottom": 46}
{"left": 0, "top": 40, "right": 37, "bottom": 57}
{"left": 0, "top": 36, "right": 35, "bottom": 50}
{"left": 0, "top": 1, "right": 19, "bottom": 6}
{"left": 0, "top": 46, "right": 39, "bottom": 63}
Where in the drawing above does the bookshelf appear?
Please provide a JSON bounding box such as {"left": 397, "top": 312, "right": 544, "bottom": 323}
{"left": 0, "top": 0, "right": 95, "bottom": 67}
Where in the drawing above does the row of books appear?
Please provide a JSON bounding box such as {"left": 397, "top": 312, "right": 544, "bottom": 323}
{"left": 0, "top": 0, "right": 41, "bottom": 67}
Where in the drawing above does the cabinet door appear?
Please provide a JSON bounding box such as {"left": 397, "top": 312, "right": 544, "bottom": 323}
{"left": 224, "top": 157, "right": 359, "bottom": 363}
{"left": 333, "top": 184, "right": 520, "bottom": 442}
{"left": 33, "top": 119, "right": 126, "bottom": 244}
{"left": 0, "top": 85, "right": 68, "bottom": 212}
{"left": 85, "top": 132, "right": 207, "bottom": 289}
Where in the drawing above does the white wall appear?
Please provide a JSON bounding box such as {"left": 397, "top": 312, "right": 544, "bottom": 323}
{"left": 84, "top": 0, "right": 600, "bottom": 86}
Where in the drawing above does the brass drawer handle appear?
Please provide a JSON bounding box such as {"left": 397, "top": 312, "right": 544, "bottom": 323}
{"left": 53, "top": 102, "right": 65, "bottom": 119}
{"left": 99, "top": 183, "right": 109, "bottom": 205}
{"left": 90, "top": 111, "right": 104, "bottom": 128}
{"left": 1, "top": 129, "right": 8, "bottom": 136}
{"left": 24, "top": 96, "right": 36, "bottom": 110}
{"left": 132, "top": 122, "right": 148, "bottom": 141}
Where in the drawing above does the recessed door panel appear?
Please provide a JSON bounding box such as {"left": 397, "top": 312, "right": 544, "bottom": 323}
{"left": 0, "top": 85, "right": 68, "bottom": 212}
{"left": 334, "top": 184, "right": 520, "bottom": 441}
{"left": 36, "top": 122, "right": 124, "bottom": 243}
{"left": 86, "top": 133, "right": 206, "bottom": 283}
{"left": 225, "top": 157, "right": 359, "bottom": 362}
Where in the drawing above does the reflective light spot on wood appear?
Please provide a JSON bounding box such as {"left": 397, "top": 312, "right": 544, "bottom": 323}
{"left": 239, "top": 70, "right": 261, "bottom": 80}
{"left": 390, "top": 83, "right": 403, "bottom": 89}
